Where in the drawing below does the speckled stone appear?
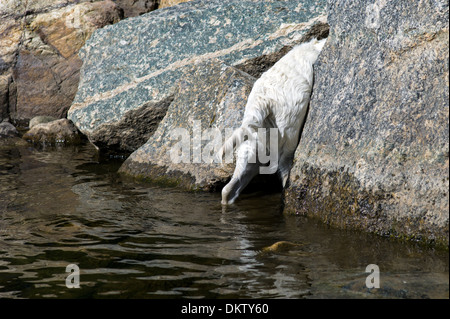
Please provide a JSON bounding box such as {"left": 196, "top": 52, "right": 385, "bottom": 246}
{"left": 67, "top": 0, "right": 327, "bottom": 152}
{"left": 283, "top": 0, "right": 449, "bottom": 247}
{"left": 119, "top": 59, "right": 255, "bottom": 190}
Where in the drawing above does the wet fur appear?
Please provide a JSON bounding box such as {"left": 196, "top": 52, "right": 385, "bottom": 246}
{"left": 218, "top": 38, "right": 327, "bottom": 205}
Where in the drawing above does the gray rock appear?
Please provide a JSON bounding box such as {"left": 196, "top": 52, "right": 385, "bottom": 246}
{"left": 119, "top": 59, "right": 255, "bottom": 190}
{"left": 283, "top": 0, "right": 449, "bottom": 246}
{"left": 68, "top": 0, "right": 327, "bottom": 153}
{"left": 0, "top": 121, "right": 19, "bottom": 137}
{"left": 29, "top": 115, "right": 57, "bottom": 128}
{"left": 22, "top": 118, "right": 83, "bottom": 145}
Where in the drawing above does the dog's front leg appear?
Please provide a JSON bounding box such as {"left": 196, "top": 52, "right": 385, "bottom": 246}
{"left": 221, "top": 140, "right": 260, "bottom": 205}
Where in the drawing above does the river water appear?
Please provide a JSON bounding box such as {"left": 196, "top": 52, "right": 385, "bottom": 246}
{"left": 0, "top": 140, "right": 448, "bottom": 299}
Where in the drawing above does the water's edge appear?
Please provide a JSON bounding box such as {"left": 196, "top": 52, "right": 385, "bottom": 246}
{"left": 0, "top": 141, "right": 448, "bottom": 298}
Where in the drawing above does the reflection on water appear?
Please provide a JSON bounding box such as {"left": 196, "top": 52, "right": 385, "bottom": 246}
{"left": 0, "top": 141, "right": 448, "bottom": 299}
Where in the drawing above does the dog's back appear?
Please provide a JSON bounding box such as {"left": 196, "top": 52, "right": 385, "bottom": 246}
{"left": 220, "top": 38, "right": 327, "bottom": 205}
{"left": 242, "top": 38, "right": 326, "bottom": 134}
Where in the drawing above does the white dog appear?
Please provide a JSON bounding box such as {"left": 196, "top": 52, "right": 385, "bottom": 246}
{"left": 219, "top": 37, "right": 327, "bottom": 205}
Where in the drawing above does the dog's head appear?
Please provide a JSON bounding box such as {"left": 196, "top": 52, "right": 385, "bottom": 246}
{"left": 312, "top": 37, "right": 327, "bottom": 52}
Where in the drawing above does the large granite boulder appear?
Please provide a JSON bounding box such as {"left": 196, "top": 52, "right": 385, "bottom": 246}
{"left": 0, "top": 0, "right": 158, "bottom": 125}
{"left": 67, "top": 0, "right": 327, "bottom": 154}
{"left": 119, "top": 59, "right": 255, "bottom": 190}
{"left": 283, "top": 0, "right": 449, "bottom": 246}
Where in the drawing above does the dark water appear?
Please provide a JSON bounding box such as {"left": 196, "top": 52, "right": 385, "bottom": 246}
{"left": 0, "top": 140, "right": 448, "bottom": 299}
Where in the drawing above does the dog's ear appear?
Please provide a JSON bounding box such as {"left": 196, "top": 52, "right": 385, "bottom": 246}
{"left": 314, "top": 38, "right": 327, "bottom": 52}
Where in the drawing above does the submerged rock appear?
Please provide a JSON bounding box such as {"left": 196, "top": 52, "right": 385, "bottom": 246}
{"left": 283, "top": 0, "right": 449, "bottom": 246}
{"left": 119, "top": 59, "right": 255, "bottom": 190}
{"left": 67, "top": 0, "right": 327, "bottom": 153}
{"left": 22, "top": 118, "right": 83, "bottom": 145}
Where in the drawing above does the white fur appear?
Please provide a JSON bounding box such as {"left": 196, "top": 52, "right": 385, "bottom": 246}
{"left": 219, "top": 37, "right": 327, "bottom": 205}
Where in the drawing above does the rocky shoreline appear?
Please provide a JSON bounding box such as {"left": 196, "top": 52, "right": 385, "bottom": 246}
{"left": 1, "top": 0, "right": 448, "bottom": 247}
